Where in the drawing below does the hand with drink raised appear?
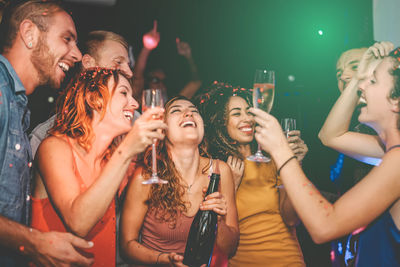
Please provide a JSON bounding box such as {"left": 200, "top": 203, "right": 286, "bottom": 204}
{"left": 121, "top": 107, "right": 167, "bottom": 158}
{"left": 250, "top": 107, "right": 293, "bottom": 161}
{"left": 286, "top": 130, "right": 308, "bottom": 163}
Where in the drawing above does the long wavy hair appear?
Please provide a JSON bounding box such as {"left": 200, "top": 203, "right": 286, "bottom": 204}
{"left": 194, "top": 81, "right": 256, "bottom": 161}
{"left": 141, "top": 95, "right": 210, "bottom": 228}
{"left": 49, "top": 67, "right": 122, "bottom": 153}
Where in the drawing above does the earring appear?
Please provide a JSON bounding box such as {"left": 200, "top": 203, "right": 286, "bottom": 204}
{"left": 28, "top": 42, "right": 32, "bottom": 48}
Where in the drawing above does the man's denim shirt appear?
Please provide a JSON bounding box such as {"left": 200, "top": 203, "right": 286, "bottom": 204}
{"left": 0, "top": 55, "right": 32, "bottom": 226}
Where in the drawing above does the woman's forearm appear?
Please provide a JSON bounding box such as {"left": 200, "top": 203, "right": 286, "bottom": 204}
{"left": 216, "top": 219, "right": 239, "bottom": 258}
{"left": 122, "top": 239, "right": 163, "bottom": 265}
{"left": 318, "top": 78, "right": 359, "bottom": 146}
{"left": 279, "top": 188, "right": 300, "bottom": 227}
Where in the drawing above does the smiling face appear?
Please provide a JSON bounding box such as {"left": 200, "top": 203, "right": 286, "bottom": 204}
{"left": 226, "top": 96, "right": 254, "bottom": 145}
{"left": 30, "top": 11, "right": 82, "bottom": 89}
{"left": 357, "top": 57, "right": 396, "bottom": 129}
{"left": 103, "top": 74, "right": 139, "bottom": 134}
{"left": 93, "top": 40, "right": 133, "bottom": 78}
{"left": 165, "top": 99, "right": 204, "bottom": 146}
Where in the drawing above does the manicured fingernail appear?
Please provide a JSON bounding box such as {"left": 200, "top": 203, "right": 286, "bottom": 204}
{"left": 88, "top": 241, "right": 94, "bottom": 247}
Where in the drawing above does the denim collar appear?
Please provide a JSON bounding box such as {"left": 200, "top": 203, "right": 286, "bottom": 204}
{"left": 0, "top": 54, "right": 26, "bottom": 94}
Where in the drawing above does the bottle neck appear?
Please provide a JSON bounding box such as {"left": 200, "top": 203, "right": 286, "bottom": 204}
{"left": 205, "top": 173, "right": 220, "bottom": 196}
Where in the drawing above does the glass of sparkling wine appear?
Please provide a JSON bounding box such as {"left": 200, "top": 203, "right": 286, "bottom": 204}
{"left": 281, "top": 118, "right": 296, "bottom": 138}
{"left": 142, "top": 89, "right": 168, "bottom": 184}
{"left": 247, "top": 69, "right": 275, "bottom": 163}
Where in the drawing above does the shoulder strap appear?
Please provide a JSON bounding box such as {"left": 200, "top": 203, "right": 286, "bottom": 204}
{"left": 65, "top": 136, "right": 87, "bottom": 190}
{"left": 386, "top": 144, "right": 400, "bottom": 153}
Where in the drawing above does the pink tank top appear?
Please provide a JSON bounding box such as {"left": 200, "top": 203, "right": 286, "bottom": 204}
{"left": 140, "top": 159, "right": 216, "bottom": 255}
{"left": 141, "top": 210, "right": 195, "bottom": 254}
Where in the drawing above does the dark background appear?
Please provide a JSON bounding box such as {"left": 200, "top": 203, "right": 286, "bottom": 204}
{"left": 28, "top": 1, "right": 374, "bottom": 265}
{"left": 30, "top": 0, "right": 374, "bottom": 190}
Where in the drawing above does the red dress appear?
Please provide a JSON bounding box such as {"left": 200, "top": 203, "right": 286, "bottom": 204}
{"left": 31, "top": 138, "right": 116, "bottom": 267}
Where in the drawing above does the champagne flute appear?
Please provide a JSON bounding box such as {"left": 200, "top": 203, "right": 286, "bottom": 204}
{"left": 281, "top": 118, "right": 296, "bottom": 138}
{"left": 142, "top": 89, "right": 168, "bottom": 184}
{"left": 247, "top": 69, "right": 275, "bottom": 163}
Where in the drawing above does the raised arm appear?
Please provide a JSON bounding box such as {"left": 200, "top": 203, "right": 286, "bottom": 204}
{"left": 176, "top": 38, "right": 202, "bottom": 99}
{"left": 252, "top": 108, "right": 400, "bottom": 244}
{"left": 36, "top": 108, "right": 166, "bottom": 237}
{"left": 132, "top": 20, "right": 160, "bottom": 95}
{"left": 318, "top": 42, "right": 394, "bottom": 165}
{"left": 278, "top": 130, "right": 308, "bottom": 227}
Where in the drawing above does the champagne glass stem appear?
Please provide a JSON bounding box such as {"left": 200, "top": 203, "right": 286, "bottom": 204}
{"left": 152, "top": 142, "right": 157, "bottom": 177}
{"left": 256, "top": 144, "right": 262, "bottom": 154}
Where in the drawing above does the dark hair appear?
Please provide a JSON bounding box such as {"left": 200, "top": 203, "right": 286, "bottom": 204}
{"left": 141, "top": 95, "right": 210, "bottom": 227}
{"left": 0, "top": 0, "right": 66, "bottom": 52}
{"left": 388, "top": 47, "right": 400, "bottom": 100}
{"left": 194, "top": 81, "right": 256, "bottom": 161}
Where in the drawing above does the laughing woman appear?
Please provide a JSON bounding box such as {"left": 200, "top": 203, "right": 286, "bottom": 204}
{"left": 251, "top": 47, "right": 400, "bottom": 266}
{"left": 31, "top": 68, "right": 166, "bottom": 266}
{"left": 121, "top": 96, "right": 239, "bottom": 266}
{"left": 197, "top": 83, "right": 307, "bottom": 267}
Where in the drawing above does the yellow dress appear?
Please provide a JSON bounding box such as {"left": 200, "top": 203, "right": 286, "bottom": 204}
{"left": 229, "top": 160, "right": 305, "bottom": 267}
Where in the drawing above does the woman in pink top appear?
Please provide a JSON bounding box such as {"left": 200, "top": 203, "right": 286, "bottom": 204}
{"left": 121, "top": 96, "right": 239, "bottom": 266}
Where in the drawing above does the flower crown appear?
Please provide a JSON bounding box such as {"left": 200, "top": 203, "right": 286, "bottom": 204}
{"left": 198, "top": 81, "right": 251, "bottom": 106}
{"left": 75, "top": 67, "right": 117, "bottom": 91}
{"left": 391, "top": 47, "right": 400, "bottom": 69}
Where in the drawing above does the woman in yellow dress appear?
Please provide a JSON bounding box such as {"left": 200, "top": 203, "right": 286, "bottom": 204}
{"left": 197, "top": 82, "right": 308, "bottom": 266}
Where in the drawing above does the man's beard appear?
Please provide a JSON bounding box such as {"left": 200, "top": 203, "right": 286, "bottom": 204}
{"left": 30, "top": 34, "right": 61, "bottom": 89}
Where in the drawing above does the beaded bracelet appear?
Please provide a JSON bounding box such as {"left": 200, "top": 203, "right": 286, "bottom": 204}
{"left": 277, "top": 155, "right": 297, "bottom": 176}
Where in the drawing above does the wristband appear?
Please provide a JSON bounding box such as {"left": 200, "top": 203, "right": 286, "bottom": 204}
{"left": 156, "top": 252, "right": 167, "bottom": 264}
{"left": 277, "top": 155, "right": 297, "bottom": 176}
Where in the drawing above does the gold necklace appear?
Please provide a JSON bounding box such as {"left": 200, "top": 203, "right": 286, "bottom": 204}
{"left": 186, "top": 179, "right": 197, "bottom": 193}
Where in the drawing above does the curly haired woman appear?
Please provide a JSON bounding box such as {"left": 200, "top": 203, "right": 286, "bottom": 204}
{"left": 121, "top": 96, "right": 239, "bottom": 266}
{"left": 31, "top": 68, "right": 166, "bottom": 266}
{"left": 196, "top": 82, "right": 307, "bottom": 266}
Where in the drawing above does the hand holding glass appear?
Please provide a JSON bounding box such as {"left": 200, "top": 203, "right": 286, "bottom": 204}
{"left": 247, "top": 69, "right": 275, "bottom": 163}
{"left": 142, "top": 89, "right": 168, "bottom": 184}
{"left": 281, "top": 118, "right": 297, "bottom": 138}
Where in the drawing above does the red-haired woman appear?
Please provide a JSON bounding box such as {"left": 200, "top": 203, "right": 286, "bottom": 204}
{"left": 31, "top": 68, "right": 166, "bottom": 266}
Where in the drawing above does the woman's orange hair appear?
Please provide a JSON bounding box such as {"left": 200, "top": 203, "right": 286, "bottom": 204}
{"left": 49, "top": 67, "right": 122, "bottom": 152}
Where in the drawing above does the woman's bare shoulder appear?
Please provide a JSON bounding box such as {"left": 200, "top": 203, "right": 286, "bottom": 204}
{"left": 37, "top": 135, "right": 71, "bottom": 159}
